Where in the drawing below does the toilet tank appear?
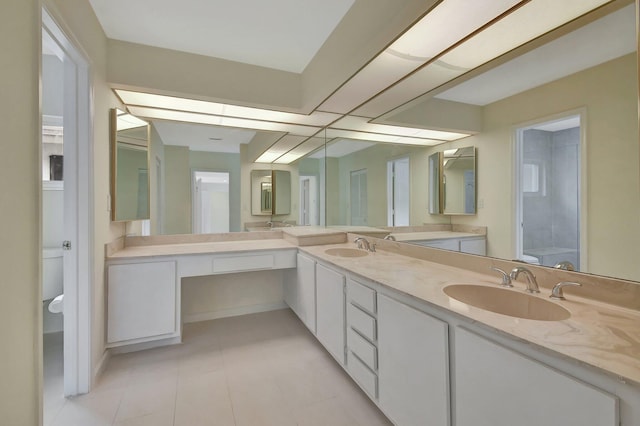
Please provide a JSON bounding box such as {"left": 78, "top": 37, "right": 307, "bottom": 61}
{"left": 43, "top": 248, "right": 63, "bottom": 301}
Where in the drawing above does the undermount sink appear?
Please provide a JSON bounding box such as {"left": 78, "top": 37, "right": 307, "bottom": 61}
{"left": 324, "top": 248, "right": 369, "bottom": 258}
{"left": 443, "top": 284, "right": 570, "bottom": 321}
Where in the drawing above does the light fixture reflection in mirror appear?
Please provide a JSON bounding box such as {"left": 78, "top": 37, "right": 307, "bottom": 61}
{"left": 110, "top": 108, "right": 150, "bottom": 222}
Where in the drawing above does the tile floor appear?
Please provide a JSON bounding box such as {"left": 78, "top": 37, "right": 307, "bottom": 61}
{"left": 43, "top": 309, "right": 391, "bottom": 426}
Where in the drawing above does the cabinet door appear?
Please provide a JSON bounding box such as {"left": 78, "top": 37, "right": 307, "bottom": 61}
{"left": 459, "top": 238, "right": 486, "bottom": 255}
{"left": 315, "top": 263, "right": 345, "bottom": 364}
{"left": 297, "top": 253, "right": 316, "bottom": 333}
{"left": 107, "top": 261, "right": 177, "bottom": 343}
{"left": 378, "top": 294, "right": 449, "bottom": 426}
{"left": 455, "top": 328, "right": 618, "bottom": 426}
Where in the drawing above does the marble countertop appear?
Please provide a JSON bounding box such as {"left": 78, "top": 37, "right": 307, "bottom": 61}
{"left": 389, "top": 231, "right": 483, "bottom": 241}
{"left": 107, "top": 238, "right": 297, "bottom": 260}
{"left": 300, "top": 242, "right": 640, "bottom": 385}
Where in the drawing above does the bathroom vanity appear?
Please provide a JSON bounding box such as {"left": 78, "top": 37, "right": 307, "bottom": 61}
{"left": 105, "top": 230, "right": 640, "bottom": 425}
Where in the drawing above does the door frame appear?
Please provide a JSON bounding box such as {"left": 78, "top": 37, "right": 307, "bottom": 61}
{"left": 43, "top": 8, "right": 93, "bottom": 396}
{"left": 513, "top": 108, "right": 587, "bottom": 270}
{"left": 387, "top": 156, "right": 410, "bottom": 226}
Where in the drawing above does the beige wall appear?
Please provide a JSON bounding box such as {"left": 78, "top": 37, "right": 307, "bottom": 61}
{"left": 164, "top": 145, "right": 191, "bottom": 234}
{"left": 0, "top": 1, "right": 41, "bottom": 423}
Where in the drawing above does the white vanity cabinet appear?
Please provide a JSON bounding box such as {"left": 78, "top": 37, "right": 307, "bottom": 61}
{"left": 454, "top": 328, "right": 618, "bottom": 426}
{"left": 411, "top": 236, "right": 486, "bottom": 255}
{"left": 315, "top": 263, "right": 346, "bottom": 365}
{"left": 284, "top": 252, "right": 316, "bottom": 333}
{"left": 377, "top": 293, "right": 450, "bottom": 426}
{"left": 107, "top": 261, "right": 177, "bottom": 345}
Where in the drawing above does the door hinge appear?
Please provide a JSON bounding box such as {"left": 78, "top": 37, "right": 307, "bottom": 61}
{"left": 62, "top": 240, "right": 71, "bottom": 250}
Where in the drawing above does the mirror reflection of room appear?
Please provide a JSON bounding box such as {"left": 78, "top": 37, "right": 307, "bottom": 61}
{"left": 114, "top": 2, "right": 638, "bottom": 282}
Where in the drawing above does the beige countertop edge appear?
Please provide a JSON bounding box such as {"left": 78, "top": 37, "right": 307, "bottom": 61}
{"left": 299, "top": 243, "right": 640, "bottom": 386}
{"left": 106, "top": 239, "right": 298, "bottom": 260}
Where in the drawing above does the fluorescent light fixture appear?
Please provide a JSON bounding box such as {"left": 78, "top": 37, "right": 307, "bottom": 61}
{"left": 126, "top": 106, "right": 321, "bottom": 136}
{"left": 354, "top": 0, "right": 612, "bottom": 118}
{"left": 274, "top": 137, "right": 327, "bottom": 164}
{"left": 443, "top": 149, "right": 458, "bottom": 156}
{"left": 324, "top": 129, "right": 447, "bottom": 146}
{"left": 255, "top": 151, "right": 284, "bottom": 163}
{"left": 116, "top": 111, "right": 148, "bottom": 130}
{"left": 255, "top": 135, "right": 308, "bottom": 163}
{"left": 331, "top": 116, "right": 470, "bottom": 141}
{"left": 319, "top": 0, "right": 522, "bottom": 114}
{"left": 116, "top": 89, "right": 340, "bottom": 127}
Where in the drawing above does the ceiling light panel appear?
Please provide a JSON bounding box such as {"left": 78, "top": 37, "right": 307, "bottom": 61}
{"left": 318, "top": 0, "right": 523, "bottom": 114}
{"left": 354, "top": 0, "right": 612, "bottom": 118}
{"left": 116, "top": 89, "right": 341, "bottom": 127}
{"left": 273, "top": 137, "right": 327, "bottom": 164}
{"left": 126, "top": 106, "right": 321, "bottom": 136}
{"left": 332, "top": 115, "right": 469, "bottom": 141}
{"left": 324, "top": 129, "right": 447, "bottom": 146}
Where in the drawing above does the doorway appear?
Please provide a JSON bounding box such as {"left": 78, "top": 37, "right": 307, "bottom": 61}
{"left": 299, "top": 175, "right": 318, "bottom": 225}
{"left": 350, "top": 169, "right": 368, "bottom": 225}
{"left": 42, "top": 8, "right": 93, "bottom": 401}
{"left": 515, "top": 114, "right": 583, "bottom": 269}
{"left": 192, "top": 171, "right": 230, "bottom": 233}
{"left": 387, "top": 157, "right": 410, "bottom": 226}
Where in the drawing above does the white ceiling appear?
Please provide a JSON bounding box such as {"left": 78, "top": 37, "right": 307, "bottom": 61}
{"left": 88, "top": 0, "right": 354, "bottom": 73}
{"left": 152, "top": 120, "right": 255, "bottom": 153}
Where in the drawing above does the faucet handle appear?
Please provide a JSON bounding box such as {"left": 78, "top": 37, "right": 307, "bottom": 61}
{"left": 490, "top": 267, "right": 513, "bottom": 287}
{"left": 370, "top": 243, "right": 376, "bottom": 253}
{"left": 550, "top": 281, "right": 582, "bottom": 300}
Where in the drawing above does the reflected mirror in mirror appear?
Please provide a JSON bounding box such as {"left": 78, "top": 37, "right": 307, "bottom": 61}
{"left": 442, "top": 146, "right": 476, "bottom": 215}
{"left": 250, "top": 169, "right": 292, "bottom": 216}
{"left": 110, "top": 108, "right": 150, "bottom": 222}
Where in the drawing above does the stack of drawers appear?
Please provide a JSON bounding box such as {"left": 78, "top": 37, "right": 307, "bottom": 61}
{"left": 346, "top": 277, "right": 378, "bottom": 399}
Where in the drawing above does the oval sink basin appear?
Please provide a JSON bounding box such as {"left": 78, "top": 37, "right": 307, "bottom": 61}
{"left": 443, "top": 284, "right": 570, "bottom": 321}
{"left": 324, "top": 248, "right": 369, "bottom": 258}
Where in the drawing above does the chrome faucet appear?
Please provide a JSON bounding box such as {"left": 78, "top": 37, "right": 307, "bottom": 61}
{"left": 550, "top": 281, "right": 582, "bottom": 300}
{"left": 383, "top": 235, "right": 396, "bottom": 241}
{"left": 490, "top": 267, "right": 513, "bottom": 288}
{"left": 553, "top": 261, "right": 575, "bottom": 271}
{"left": 266, "top": 221, "right": 274, "bottom": 229}
{"left": 510, "top": 266, "right": 540, "bottom": 293}
{"left": 354, "top": 237, "right": 376, "bottom": 252}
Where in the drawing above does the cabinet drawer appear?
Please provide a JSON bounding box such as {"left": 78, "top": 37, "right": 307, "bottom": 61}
{"left": 348, "top": 351, "right": 378, "bottom": 399}
{"left": 348, "top": 328, "right": 377, "bottom": 370}
{"left": 347, "top": 278, "right": 376, "bottom": 314}
{"left": 348, "top": 303, "right": 376, "bottom": 341}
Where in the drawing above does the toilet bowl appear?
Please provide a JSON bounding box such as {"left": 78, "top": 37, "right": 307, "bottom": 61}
{"left": 43, "top": 248, "right": 63, "bottom": 301}
{"left": 521, "top": 254, "right": 541, "bottom": 265}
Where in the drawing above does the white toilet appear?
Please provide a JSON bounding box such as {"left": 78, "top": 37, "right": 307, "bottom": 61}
{"left": 43, "top": 248, "right": 64, "bottom": 313}
{"left": 521, "top": 254, "right": 541, "bottom": 265}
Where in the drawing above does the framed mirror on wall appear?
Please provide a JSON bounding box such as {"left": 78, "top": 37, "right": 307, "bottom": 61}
{"left": 110, "top": 108, "right": 150, "bottom": 222}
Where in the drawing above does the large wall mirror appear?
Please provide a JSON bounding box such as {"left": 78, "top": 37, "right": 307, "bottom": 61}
{"left": 110, "top": 108, "right": 150, "bottom": 222}
{"left": 116, "top": 2, "right": 639, "bottom": 283}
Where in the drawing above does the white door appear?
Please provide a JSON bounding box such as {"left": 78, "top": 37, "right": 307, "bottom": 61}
{"left": 387, "top": 157, "right": 410, "bottom": 226}
{"left": 192, "top": 171, "right": 230, "bottom": 234}
{"left": 350, "top": 169, "right": 368, "bottom": 226}
{"left": 43, "top": 9, "right": 92, "bottom": 396}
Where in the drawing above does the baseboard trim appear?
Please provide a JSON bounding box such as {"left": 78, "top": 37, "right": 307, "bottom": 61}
{"left": 93, "top": 349, "right": 110, "bottom": 389}
{"left": 183, "top": 301, "right": 288, "bottom": 324}
{"left": 108, "top": 335, "right": 182, "bottom": 355}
